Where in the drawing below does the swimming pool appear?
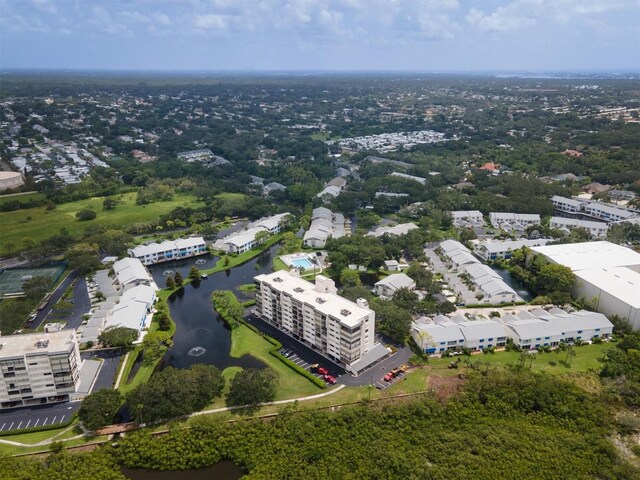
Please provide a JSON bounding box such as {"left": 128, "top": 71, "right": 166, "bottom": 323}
{"left": 291, "top": 258, "right": 314, "bottom": 269}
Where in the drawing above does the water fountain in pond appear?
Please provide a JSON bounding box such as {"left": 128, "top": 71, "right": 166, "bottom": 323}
{"left": 195, "top": 259, "right": 207, "bottom": 265}
{"left": 162, "top": 270, "right": 175, "bottom": 276}
{"left": 188, "top": 346, "right": 206, "bottom": 357}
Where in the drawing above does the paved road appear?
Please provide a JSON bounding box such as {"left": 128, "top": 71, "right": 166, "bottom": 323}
{"left": 63, "top": 277, "right": 91, "bottom": 331}
{"left": 84, "top": 350, "right": 123, "bottom": 391}
{"left": 30, "top": 270, "right": 78, "bottom": 330}
{"left": 0, "top": 401, "right": 80, "bottom": 433}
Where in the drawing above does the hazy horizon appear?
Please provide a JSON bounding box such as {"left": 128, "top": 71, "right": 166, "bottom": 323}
{"left": 1, "top": 0, "right": 638, "bottom": 72}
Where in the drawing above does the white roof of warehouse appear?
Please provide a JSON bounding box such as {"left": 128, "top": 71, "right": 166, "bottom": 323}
{"left": 574, "top": 267, "right": 640, "bottom": 308}
{"left": 531, "top": 241, "right": 640, "bottom": 271}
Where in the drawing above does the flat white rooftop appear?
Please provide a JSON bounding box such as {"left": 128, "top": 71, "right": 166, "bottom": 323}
{"left": 0, "top": 330, "right": 77, "bottom": 358}
{"left": 531, "top": 241, "right": 640, "bottom": 272}
{"left": 574, "top": 267, "right": 640, "bottom": 308}
{"left": 255, "top": 271, "right": 372, "bottom": 327}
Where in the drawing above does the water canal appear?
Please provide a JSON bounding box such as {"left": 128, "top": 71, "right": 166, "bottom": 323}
{"left": 146, "top": 244, "right": 280, "bottom": 370}
{"left": 489, "top": 266, "right": 533, "bottom": 301}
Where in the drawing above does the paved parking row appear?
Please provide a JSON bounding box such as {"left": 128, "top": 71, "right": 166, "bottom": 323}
{"left": 0, "top": 401, "right": 79, "bottom": 433}
{"left": 375, "top": 371, "right": 406, "bottom": 390}
{"left": 279, "top": 348, "right": 334, "bottom": 383}
{"left": 0, "top": 414, "right": 69, "bottom": 432}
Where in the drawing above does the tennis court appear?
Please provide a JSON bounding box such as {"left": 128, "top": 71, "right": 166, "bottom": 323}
{"left": 0, "top": 265, "right": 66, "bottom": 297}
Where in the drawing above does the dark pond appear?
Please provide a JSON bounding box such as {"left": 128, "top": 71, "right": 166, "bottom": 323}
{"left": 147, "top": 245, "right": 280, "bottom": 370}
{"left": 121, "top": 461, "right": 244, "bottom": 480}
{"left": 489, "top": 266, "right": 533, "bottom": 301}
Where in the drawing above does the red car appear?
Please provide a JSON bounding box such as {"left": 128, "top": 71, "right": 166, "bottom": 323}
{"left": 383, "top": 372, "right": 394, "bottom": 382}
{"left": 323, "top": 374, "right": 337, "bottom": 384}
{"left": 317, "top": 367, "right": 328, "bottom": 376}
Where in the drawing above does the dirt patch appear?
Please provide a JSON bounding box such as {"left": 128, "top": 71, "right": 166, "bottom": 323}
{"left": 428, "top": 374, "right": 466, "bottom": 403}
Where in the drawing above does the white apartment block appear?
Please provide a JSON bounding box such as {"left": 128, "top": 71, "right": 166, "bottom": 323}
{"left": 0, "top": 331, "right": 80, "bottom": 410}
{"left": 390, "top": 172, "right": 427, "bottom": 185}
{"left": 412, "top": 315, "right": 508, "bottom": 355}
{"left": 489, "top": 212, "right": 541, "bottom": 231}
{"left": 551, "top": 195, "right": 638, "bottom": 223}
{"left": 213, "top": 213, "right": 291, "bottom": 254}
{"left": 128, "top": 237, "right": 207, "bottom": 265}
{"left": 549, "top": 217, "right": 609, "bottom": 239}
{"left": 475, "top": 239, "right": 552, "bottom": 261}
{"left": 451, "top": 210, "right": 485, "bottom": 228}
{"left": 303, "top": 207, "right": 347, "bottom": 248}
{"left": 503, "top": 308, "right": 613, "bottom": 350}
{"left": 254, "top": 271, "right": 388, "bottom": 375}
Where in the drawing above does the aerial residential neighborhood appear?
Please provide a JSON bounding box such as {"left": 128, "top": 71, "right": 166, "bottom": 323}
{"left": 0, "top": 2, "right": 639, "bottom": 475}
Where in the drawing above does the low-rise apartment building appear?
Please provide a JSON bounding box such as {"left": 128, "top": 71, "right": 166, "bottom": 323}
{"left": 0, "top": 331, "right": 81, "bottom": 410}
{"left": 303, "top": 207, "right": 347, "bottom": 248}
{"left": 549, "top": 217, "right": 609, "bottom": 238}
{"left": 374, "top": 273, "right": 416, "bottom": 298}
{"left": 451, "top": 210, "right": 484, "bottom": 228}
{"left": 213, "top": 213, "right": 291, "bottom": 254}
{"left": 475, "top": 239, "right": 552, "bottom": 261}
{"left": 489, "top": 212, "right": 541, "bottom": 231}
{"left": 128, "top": 237, "right": 207, "bottom": 265}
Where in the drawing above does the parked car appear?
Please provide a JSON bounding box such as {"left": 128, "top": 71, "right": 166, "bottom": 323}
{"left": 384, "top": 368, "right": 402, "bottom": 382}
{"left": 317, "top": 367, "right": 328, "bottom": 375}
{"left": 323, "top": 374, "right": 337, "bottom": 384}
{"left": 311, "top": 364, "right": 328, "bottom": 375}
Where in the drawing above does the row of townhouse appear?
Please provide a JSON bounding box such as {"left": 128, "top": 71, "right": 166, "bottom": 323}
{"left": 549, "top": 217, "right": 609, "bottom": 238}
{"left": 489, "top": 212, "right": 541, "bottom": 231}
{"left": 303, "top": 207, "right": 347, "bottom": 248}
{"left": 254, "top": 271, "right": 391, "bottom": 375}
{"left": 366, "top": 222, "right": 419, "bottom": 238}
{"left": 412, "top": 308, "right": 613, "bottom": 355}
{"left": 81, "top": 258, "right": 157, "bottom": 345}
{"left": 212, "top": 213, "right": 291, "bottom": 254}
{"left": 128, "top": 237, "right": 207, "bottom": 266}
{"left": 451, "top": 210, "right": 484, "bottom": 228}
{"left": 474, "top": 238, "right": 552, "bottom": 261}
{"left": 437, "top": 240, "right": 520, "bottom": 304}
{"left": 551, "top": 195, "right": 639, "bottom": 223}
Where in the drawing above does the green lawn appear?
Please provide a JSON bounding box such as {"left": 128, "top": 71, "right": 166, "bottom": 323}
{"left": 427, "top": 343, "right": 611, "bottom": 374}
{"left": 226, "top": 324, "right": 321, "bottom": 401}
{"left": 0, "top": 192, "right": 202, "bottom": 254}
{"left": 237, "top": 284, "right": 257, "bottom": 292}
{"left": 272, "top": 257, "right": 288, "bottom": 271}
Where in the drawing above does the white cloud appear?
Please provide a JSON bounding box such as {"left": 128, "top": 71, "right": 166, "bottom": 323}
{"left": 153, "top": 12, "right": 172, "bottom": 26}
{"left": 31, "top": 0, "right": 57, "bottom": 15}
{"left": 193, "top": 14, "right": 228, "bottom": 30}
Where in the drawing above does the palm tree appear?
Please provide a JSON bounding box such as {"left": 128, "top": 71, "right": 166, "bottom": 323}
{"left": 566, "top": 347, "right": 576, "bottom": 367}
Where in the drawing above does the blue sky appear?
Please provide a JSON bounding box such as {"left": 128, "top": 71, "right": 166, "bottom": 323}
{"left": 1, "top": 0, "right": 638, "bottom": 71}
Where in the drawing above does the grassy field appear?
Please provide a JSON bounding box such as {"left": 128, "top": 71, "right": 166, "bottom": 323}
{"left": 0, "top": 192, "right": 202, "bottom": 254}
{"left": 227, "top": 324, "right": 322, "bottom": 401}
{"left": 0, "top": 191, "right": 46, "bottom": 206}
{"left": 427, "top": 343, "right": 611, "bottom": 375}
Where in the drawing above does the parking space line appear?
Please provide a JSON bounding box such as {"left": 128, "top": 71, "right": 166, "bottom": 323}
{"left": 0, "top": 423, "right": 5, "bottom": 432}
{"left": 52, "top": 416, "right": 57, "bottom": 424}
{"left": 24, "top": 420, "right": 31, "bottom": 429}
{"left": 59, "top": 415, "right": 65, "bottom": 423}
{"left": 14, "top": 421, "right": 20, "bottom": 430}
{"left": 42, "top": 417, "right": 49, "bottom": 426}
{"left": 34, "top": 419, "right": 40, "bottom": 428}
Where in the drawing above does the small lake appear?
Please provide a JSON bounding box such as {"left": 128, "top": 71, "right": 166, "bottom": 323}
{"left": 122, "top": 461, "right": 244, "bottom": 480}
{"left": 146, "top": 245, "right": 280, "bottom": 370}
{"left": 489, "top": 266, "right": 533, "bottom": 301}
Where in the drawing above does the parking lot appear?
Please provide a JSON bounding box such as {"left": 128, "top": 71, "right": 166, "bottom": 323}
{"left": 279, "top": 348, "right": 338, "bottom": 384}
{"left": 0, "top": 401, "right": 80, "bottom": 433}
{"left": 374, "top": 370, "right": 406, "bottom": 390}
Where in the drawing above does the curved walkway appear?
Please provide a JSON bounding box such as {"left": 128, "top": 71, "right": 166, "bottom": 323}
{"left": 0, "top": 385, "right": 346, "bottom": 448}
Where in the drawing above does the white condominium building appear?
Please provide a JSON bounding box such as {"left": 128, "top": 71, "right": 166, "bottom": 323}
{"left": 0, "top": 331, "right": 81, "bottom": 410}
{"left": 451, "top": 210, "right": 485, "bottom": 228}
{"left": 549, "top": 217, "right": 609, "bottom": 239}
{"left": 128, "top": 237, "right": 207, "bottom": 265}
{"left": 254, "top": 271, "right": 387, "bottom": 374}
{"left": 489, "top": 212, "right": 541, "bottom": 231}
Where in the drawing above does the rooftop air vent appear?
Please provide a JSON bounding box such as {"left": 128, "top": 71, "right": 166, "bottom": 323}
{"left": 294, "top": 287, "right": 304, "bottom": 293}
{"left": 316, "top": 297, "right": 326, "bottom": 304}
{"left": 273, "top": 277, "right": 283, "bottom": 283}
{"left": 35, "top": 339, "right": 50, "bottom": 348}
{"left": 340, "top": 309, "right": 351, "bottom": 316}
